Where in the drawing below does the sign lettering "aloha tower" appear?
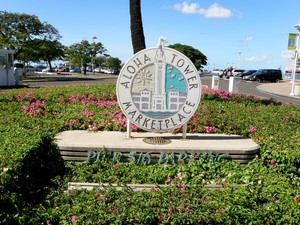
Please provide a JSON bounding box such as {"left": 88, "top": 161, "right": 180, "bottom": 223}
{"left": 117, "top": 38, "right": 202, "bottom": 132}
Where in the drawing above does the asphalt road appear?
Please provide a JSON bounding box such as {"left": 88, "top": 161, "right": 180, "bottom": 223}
{"left": 23, "top": 74, "right": 300, "bottom": 105}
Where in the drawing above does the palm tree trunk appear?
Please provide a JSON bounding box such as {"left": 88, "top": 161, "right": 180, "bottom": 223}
{"left": 130, "top": 0, "right": 146, "bottom": 54}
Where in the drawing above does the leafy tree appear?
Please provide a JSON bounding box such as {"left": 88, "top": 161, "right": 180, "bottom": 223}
{"left": 130, "top": 0, "right": 146, "bottom": 53}
{"left": 35, "top": 40, "right": 65, "bottom": 71}
{"left": 168, "top": 43, "right": 207, "bottom": 70}
{"left": 106, "top": 57, "right": 122, "bottom": 70}
{"left": 18, "top": 39, "right": 65, "bottom": 71}
{"left": 0, "top": 11, "right": 61, "bottom": 61}
{"left": 94, "top": 56, "right": 107, "bottom": 69}
{"left": 65, "top": 40, "right": 106, "bottom": 74}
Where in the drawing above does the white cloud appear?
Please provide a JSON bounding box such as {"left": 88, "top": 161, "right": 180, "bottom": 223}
{"left": 174, "top": 1, "right": 201, "bottom": 14}
{"left": 240, "top": 36, "right": 254, "bottom": 44}
{"left": 201, "top": 3, "right": 233, "bottom": 18}
{"left": 281, "top": 50, "right": 295, "bottom": 61}
{"left": 245, "top": 55, "right": 272, "bottom": 64}
{"left": 173, "top": 2, "right": 233, "bottom": 19}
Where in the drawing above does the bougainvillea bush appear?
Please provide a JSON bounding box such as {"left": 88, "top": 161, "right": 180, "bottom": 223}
{"left": 0, "top": 83, "right": 299, "bottom": 224}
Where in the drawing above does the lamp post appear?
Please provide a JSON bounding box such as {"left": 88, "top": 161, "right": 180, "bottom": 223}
{"left": 92, "top": 36, "right": 97, "bottom": 74}
{"left": 237, "top": 51, "right": 241, "bottom": 69}
{"left": 290, "top": 23, "right": 300, "bottom": 96}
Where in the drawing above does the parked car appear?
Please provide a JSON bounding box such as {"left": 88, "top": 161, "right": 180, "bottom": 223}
{"left": 81, "top": 66, "right": 92, "bottom": 72}
{"left": 42, "top": 67, "right": 52, "bottom": 72}
{"left": 211, "top": 69, "right": 224, "bottom": 76}
{"left": 94, "top": 68, "right": 101, "bottom": 73}
{"left": 13, "top": 63, "right": 24, "bottom": 69}
{"left": 111, "top": 69, "right": 120, "bottom": 74}
{"left": 70, "top": 67, "right": 81, "bottom": 73}
{"left": 35, "top": 65, "right": 47, "bottom": 71}
{"left": 237, "top": 70, "right": 257, "bottom": 78}
{"left": 25, "top": 65, "right": 35, "bottom": 72}
{"left": 246, "top": 69, "right": 282, "bottom": 82}
{"left": 99, "top": 68, "right": 113, "bottom": 74}
{"left": 57, "top": 67, "right": 69, "bottom": 72}
{"left": 232, "top": 69, "right": 245, "bottom": 76}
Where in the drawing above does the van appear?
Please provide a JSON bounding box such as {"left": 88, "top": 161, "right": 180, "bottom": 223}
{"left": 249, "top": 69, "right": 282, "bottom": 82}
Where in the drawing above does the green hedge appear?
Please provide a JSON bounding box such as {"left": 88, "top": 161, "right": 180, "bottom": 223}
{"left": 0, "top": 83, "right": 299, "bottom": 224}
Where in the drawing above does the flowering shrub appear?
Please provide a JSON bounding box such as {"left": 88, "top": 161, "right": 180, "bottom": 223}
{"left": 0, "top": 83, "right": 299, "bottom": 224}
{"left": 22, "top": 99, "right": 46, "bottom": 117}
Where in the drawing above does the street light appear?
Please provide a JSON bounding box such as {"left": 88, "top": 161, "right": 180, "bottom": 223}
{"left": 290, "top": 22, "right": 300, "bottom": 96}
{"left": 237, "top": 51, "right": 242, "bottom": 69}
{"left": 92, "top": 36, "right": 97, "bottom": 74}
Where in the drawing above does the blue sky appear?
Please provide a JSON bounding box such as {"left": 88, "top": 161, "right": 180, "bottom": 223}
{"left": 1, "top": 0, "right": 300, "bottom": 70}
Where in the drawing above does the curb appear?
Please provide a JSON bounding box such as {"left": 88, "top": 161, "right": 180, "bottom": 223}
{"left": 256, "top": 82, "right": 300, "bottom": 100}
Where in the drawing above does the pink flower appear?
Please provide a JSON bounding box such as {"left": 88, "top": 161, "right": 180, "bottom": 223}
{"left": 271, "top": 160, "right": 279, "bottom": 166}
{"left": 204, "top": 126, "right": 214, "bottom": 133}
{"left": 151, "top": 186, "right": 159, "bottom": 192}
{"left": 218, "top": 178, "right": 228, "bottom": 185}
{"left": 113, "top": 164, "right": 119, "bottom": 169}
{"left": 82, "top": 109, "right": 94, "bottom": 117}
{"left": 98, "top": 182, "right": 103, "bottom": 186}
{"left": 71, "top": 215, "right": 77, "bottom": 224}
{"left": 178, "top": 181, "right": 185, "bottom": 190}
{"left": 97, "top": 195, "right": 105, "bottom": 201}
{"left": 248, "top": 126, "right": 257, "bottom": 133}
{"left": 166, "top": 177, "right": 171, "bottom": 183}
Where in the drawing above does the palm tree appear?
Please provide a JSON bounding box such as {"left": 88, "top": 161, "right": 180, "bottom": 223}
{"left": 130, "top": 0, "right": 146, "bottom": 54}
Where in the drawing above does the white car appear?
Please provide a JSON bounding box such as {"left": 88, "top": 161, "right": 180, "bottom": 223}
{"left": 35, "top": 65, "right": 47, "bottom": 71}
{"left": 232, "top": 69, "right": 245, "bottom": 76}
{"left": 211, "top": 69, "right": 224, "bottom": 76}
{"left": 94, "top": 68, "right": 101, "bottom": 73}
{"left": 42, "top": 67, "right": 52, "bottom": 72}
{"left": 100, "top": 68, "right": 109, "bottom": 73}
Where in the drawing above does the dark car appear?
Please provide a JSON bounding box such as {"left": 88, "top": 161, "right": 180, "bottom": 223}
{"left": 13, "top": 63, "right": 24, "bottom": 68}
{"left": 247, "top": 69, "right": 282, "bottom": 83}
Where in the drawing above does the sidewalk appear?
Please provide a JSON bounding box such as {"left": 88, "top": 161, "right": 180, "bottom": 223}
{"left": 256, "top": 80, "right": 300, "bottom": 100}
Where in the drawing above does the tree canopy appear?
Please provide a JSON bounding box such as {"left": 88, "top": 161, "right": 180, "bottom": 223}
{"left": 168, "top": 43, "right": 207, "bottom": 70}
{"left": 65, "top": 40, "right": 107, "bottom": 74}
{"left": 0, "top": 11, "right": 62, "bottom": 62}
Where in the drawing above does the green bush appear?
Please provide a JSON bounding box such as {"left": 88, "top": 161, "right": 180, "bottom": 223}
{"left": 0, "top": 83, "right": 299, "bottom": 224}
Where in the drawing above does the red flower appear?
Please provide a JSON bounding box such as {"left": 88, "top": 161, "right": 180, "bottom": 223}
{"left": 178, "top": 181, "right": 185, "bottom": 190}
{"left": 113, "top": 164, "right": 119, "bottom": 169}
{"left": 151, "top": 186, "right": 159, "bottom": 192}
